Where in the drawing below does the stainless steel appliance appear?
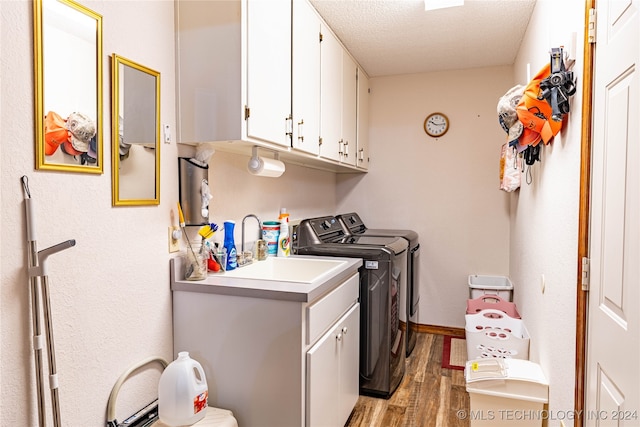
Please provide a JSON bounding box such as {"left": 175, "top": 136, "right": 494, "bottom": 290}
{"left": 295, "top": 216, "right": 407, "bottom": 399}
{"left": 337, "top": 212, "right": 420, "bottom": 356}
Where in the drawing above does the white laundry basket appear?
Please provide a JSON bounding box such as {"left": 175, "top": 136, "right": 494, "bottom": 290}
{"left": 465, "top": 359, "right": 548, "bottom": 426}
{"left": 468, "top": 275, "right": 514, "bottom": 301}
{"left": 465, "top": 309, "right": 530, "bottom": 360}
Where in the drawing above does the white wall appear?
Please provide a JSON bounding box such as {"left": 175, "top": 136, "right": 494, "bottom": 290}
{"left": 0, "top": 1, "right": 178, "bottom": 425}
{"left": 197, "top": 148, "right": 338, "bottom": 245}
{"left": 509, "top": 1, "right": 584, "bottom": 425}
{"left": 337, "top": 66, "right": 513, "bottom": 329}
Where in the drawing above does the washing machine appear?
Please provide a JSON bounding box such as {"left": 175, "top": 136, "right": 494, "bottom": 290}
{"left": 295, "top": 216, "right": 407, "bottom": 399}
{"left": 337, "top": 212, "right": 420, "bottom": 357}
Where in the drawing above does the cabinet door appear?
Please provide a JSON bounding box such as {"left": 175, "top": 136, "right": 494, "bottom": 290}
{"left": 306, "top": 317, "right": 341, "bottom": 427}
{"left": 307, "top": 303, "right": 360, "bottom": 427}
{"left": 246, "top": 0, "right": 291, "bottom": 147}
{"left": 292, "top": 0, "right": 321, "bottom": 155}
{"left": 356, "top": 68, "right": 370, "bottom": 170}
{"left": 341, "top": 51, "right": 358, "bottom": 166}
{"left": 319, "top": 23, "right": 343, "bottom": 162}
{"left": 338, "top": 303, "right": 360, "bottom": 426}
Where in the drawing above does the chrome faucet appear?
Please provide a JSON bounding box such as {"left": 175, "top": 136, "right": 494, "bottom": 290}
{"left": 241, "top": 214, "right": 262, "bottom": 254}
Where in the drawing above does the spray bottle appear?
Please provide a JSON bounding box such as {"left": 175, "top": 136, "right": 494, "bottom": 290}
{"left": 277, "top": 208, "right": 290, "bottom": 257}
{"left": 223, "top": 220, "right": 237, "bottom": 270}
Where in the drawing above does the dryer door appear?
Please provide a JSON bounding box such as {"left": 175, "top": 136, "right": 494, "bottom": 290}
{"left": 359, "top": 265, "right": 383, "bottom": 378}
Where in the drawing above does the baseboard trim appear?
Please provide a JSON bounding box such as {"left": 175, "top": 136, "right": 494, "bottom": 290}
{"left": 415, "top": 324, "right": 465, "bottom": 338}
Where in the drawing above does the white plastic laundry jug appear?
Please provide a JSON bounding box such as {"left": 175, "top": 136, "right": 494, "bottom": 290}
{"left": 158, "top": 351, "right": 208, "bottom": 426}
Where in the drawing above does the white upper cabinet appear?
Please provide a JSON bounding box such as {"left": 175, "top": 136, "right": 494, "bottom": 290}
{"left": 175, "top": 0, "right": 368, "bottom": 172}
{"left": 341, "top": 51, "right": 358, "bottom": 167}
{"left": 319, "top": 23, "right": 343, "bottom": 162}
{"left": 246, "top": 0, "right": 292, "bottom": 147}
{"left": 356, "top": 68, "right": 370, "bottom": 170}
{"left": 319, "top": 24, "right": 358, "bottom": 166}
{"left": 175, "top": 0, "right": 290, "bottom": 148}
{"left": 292, "top": 0, "right": 321, "bottom": 155}
{"left": 175, "top": 0, "right": 240, "bottom": 143}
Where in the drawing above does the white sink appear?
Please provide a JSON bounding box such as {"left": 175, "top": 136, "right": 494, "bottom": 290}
{"left": 222, "top": 256, "right": 347, "bottom": 283}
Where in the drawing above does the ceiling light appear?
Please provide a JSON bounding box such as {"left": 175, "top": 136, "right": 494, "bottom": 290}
{"left": 424, "top": 0, "right": 464, "bottom": 11}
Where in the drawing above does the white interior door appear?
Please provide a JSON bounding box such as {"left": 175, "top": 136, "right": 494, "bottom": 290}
{"left": 585, "top": 0, "right": 640, "bottom": 424}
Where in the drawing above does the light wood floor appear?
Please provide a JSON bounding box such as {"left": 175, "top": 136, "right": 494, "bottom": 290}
{"left": 345, "top": 333, "right": 470, "bottom": 427}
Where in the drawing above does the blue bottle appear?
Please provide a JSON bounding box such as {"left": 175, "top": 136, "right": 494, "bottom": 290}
{"left": 223, "top": 220, "right": 237, "bottom": 271}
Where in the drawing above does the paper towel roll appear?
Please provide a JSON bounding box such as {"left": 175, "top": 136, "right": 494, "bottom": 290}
{"left": 247, "top": 156, "right": 285, "bottom": 177}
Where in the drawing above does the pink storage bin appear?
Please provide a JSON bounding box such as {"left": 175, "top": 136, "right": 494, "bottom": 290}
{"left": 466, "top": 294, "right": 521, "bottom": 319}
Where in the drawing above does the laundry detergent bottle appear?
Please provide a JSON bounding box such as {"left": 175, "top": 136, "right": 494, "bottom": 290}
{"left": 158, "top": 352, "right": 208, "bottom": 426}
{"left": 277, "top": 208, "right": 290, "bottom": 257}
{"left": 223, "top": 220, "right": 237, "bottom": 270}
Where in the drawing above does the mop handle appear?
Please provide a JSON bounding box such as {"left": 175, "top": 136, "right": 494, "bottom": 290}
{"left": 22, "top": 176, "right": 37, "bottom": 243}
{"left": 41, "top": 276, "right": 62, "bottom": 427}
{"left": 22, "top": 175, "right": 68, "bottom": 427}
{"left": 22, "top": 176, "right": 47, "bottom": 427}
{"left": 29, "top": 240, "right": 77, "bottom": 278}
{"left": 38, "top": 240, "right": 76, "bottom": 262}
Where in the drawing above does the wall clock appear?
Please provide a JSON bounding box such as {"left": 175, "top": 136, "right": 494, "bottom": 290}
{"left": 423, "top": 112, "right": 450, "bottom": 137}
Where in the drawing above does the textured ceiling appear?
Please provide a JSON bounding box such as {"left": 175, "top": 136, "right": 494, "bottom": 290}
{"left": 309, "top": 0, "right": 537, "bottom": 77}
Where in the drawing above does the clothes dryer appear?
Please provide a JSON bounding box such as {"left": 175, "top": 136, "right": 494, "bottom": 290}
{"left": 295, "top": 216, "right": 407, "bottom": 399}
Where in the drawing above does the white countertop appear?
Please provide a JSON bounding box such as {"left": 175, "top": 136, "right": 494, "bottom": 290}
{"left": 170, "top": 255, "right": 362, "bottom": 303}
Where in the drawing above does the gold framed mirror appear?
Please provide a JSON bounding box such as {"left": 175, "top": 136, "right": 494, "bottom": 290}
{"left": 111, "top": 54, "right": 161, "bottom": 206}
{"left": 33, "top": 0, "right": 103, "bottom": 173}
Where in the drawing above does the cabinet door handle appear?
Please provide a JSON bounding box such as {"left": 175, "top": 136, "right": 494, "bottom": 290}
{"left": 336, "top": 333, "right": 342, "bottom": 342}
{"left": 338, "top": 139, "right": 344, "bottom": 155}
{"left": 342, "top": 326, "right": 348, "bottom": 335}
{"left": 358, "top": 148, "right": 364, "bottom": 162}
{"left": 344, "top": 141, "right": 349, "bottom": 157}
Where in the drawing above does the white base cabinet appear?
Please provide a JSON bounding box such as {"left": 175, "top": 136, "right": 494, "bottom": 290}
{"left": 172, "top": 272, "right": 360, "bottom": 427}
{"left": 307, "top": 304, "right": 360, "bottom": 427}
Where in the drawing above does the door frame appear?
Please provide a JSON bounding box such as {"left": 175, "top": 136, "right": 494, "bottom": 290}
{"left": 575, "top": 1, "right": 595, "bottom": 426}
